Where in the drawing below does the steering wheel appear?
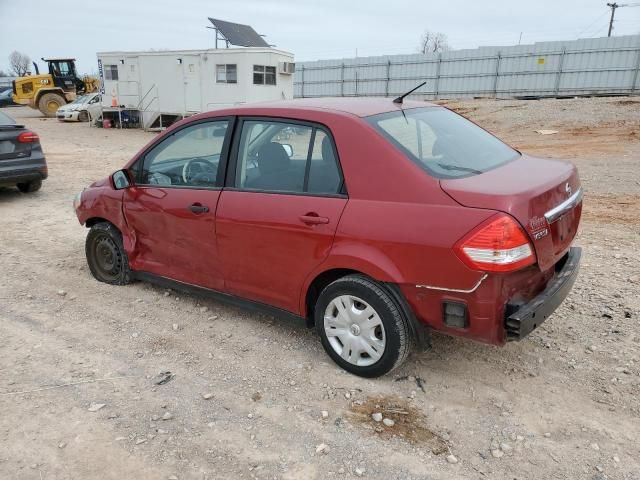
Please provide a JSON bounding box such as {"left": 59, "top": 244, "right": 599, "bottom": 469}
{"left": 182, "top": 159, "right": 215, "bottom": 184}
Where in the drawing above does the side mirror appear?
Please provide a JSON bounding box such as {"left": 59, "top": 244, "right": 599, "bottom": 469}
{"left": 112, "top": 170, "right": 131, "bottom": 190}
{"left": 281, "top": 144, "right": 293, "bottom": 157}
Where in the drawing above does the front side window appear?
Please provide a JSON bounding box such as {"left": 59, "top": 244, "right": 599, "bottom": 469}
{"left": 367, "top": 107, "right": 519, "bottom": 178}
{"left": 253, "top": 65, "right": 276, "bottom": 85}
{"left": 104, "top": 65, "right": 119, "bottom": 81}
{"left": 235, "top": 120, "right": 342, "bottom": 195}
{"left": 216, "top": 64, "right": 237, "bottom": 83}
{"left": 139, "top": 121, "right": 229, "bottom": 188}
{"left": 60, "top": 62, "right": 72, "bottom": 75}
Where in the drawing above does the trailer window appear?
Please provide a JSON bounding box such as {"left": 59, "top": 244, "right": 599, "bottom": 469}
{"left": 104, "top": 65, "right": 119, "bottom": 81}
{"left": 253, "top": 65, "right": 276, "bottom": 85}
{"left": 216, "top": 64, "right": 237, "bottom": 84}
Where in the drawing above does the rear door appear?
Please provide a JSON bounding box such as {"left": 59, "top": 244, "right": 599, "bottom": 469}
{"left": 216, "top": 118, "right": 347, "bottom": 313}
{"left": 123, "top": 118, "right": 232, "bottom": 290}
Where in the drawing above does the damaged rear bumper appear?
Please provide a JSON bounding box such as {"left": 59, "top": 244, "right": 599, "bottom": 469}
{"left": 505, "top": 246, "right": 582, "bottom": 340}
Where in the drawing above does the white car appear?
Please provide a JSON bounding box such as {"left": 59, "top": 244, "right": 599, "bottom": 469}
{"left": 56, "top": 93, "right": 102, "bottom": 122}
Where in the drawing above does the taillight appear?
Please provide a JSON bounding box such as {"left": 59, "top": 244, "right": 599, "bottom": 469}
{"left": 17, "top": 131, "right": 39, "bottom": 143}
{"left": 454, "top": 214, "right": 536, "bottom": 273}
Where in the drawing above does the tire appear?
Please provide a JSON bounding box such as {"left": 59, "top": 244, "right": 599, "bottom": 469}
{"left": 85, "top": 222, "right": 133, "bottom": 285}
{"left": 16, "top": 178, "right": 42, "bottom": 193}
{"left": 315, "top": 274, "right": 411, "bottom": 377}
{"left": 38, "top": 93, "right": 66, "bottom": 117}
{"left": 78, "top": 110, "right": 89, "bottom": 122}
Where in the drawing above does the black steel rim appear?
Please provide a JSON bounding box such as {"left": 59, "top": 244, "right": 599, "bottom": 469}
{"left": 92, "top": 234, "right": 122, "bottom": 280}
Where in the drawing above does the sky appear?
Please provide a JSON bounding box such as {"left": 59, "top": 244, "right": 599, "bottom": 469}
{"left": 0, "top": 0, "right": 639, "bottom": 75}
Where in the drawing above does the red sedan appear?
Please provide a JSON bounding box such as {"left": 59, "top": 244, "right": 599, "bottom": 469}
{"left": 74, "top": 97, "right": 582, "bottom": 377}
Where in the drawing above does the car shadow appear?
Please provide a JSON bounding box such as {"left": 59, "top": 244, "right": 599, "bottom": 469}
{"left": 0, "top": 186, "right": 24, "bottom": 201}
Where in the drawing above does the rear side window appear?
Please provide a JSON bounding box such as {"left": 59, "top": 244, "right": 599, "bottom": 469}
{"left": 367, "top": 107, "right": 519, "bottom": 178}
{"left": 235, "top": 120, "right": 343, "bottom": 195}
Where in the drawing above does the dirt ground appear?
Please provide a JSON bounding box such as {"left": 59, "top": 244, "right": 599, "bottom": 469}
{"left": 1, "top": 97, "right": 639, "bottom": 480}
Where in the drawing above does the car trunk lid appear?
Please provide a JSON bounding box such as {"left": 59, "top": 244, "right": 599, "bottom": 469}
{"left": 440, "top": 154, "right": 582, "bottom": 272}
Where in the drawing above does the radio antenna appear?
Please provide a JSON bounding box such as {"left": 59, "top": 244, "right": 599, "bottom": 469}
{"left": 393, "top": 82, "right": 427, "bottom": 104}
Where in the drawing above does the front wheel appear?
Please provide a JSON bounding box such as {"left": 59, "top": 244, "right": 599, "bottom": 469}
{"left": 78, "top": 110, "right": 89, "bottom": 122}
{"left": 38, "top": 93, "right": 66, "bottom": 117}
{"left": 85, "top": 222, "right": 132, "bottom": 285}
{"left": 315, "top": 274, "right": 411, "bottom": 377}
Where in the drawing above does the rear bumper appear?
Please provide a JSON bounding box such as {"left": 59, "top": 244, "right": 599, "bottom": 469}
{"left": 0, "top": 163, "right": 48, "bottom": 186}
{"left": 400, "top": 246, "right": 581, "bottom": 346}
{"left": 504, "top": 246, "right": 581, "bottom": 340}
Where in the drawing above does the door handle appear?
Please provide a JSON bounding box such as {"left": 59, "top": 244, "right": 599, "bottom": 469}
{"left": 299, "top": 213, "right": 330, "bottom": 225}
{"left": 189, "top": 203, "right": 209, "bottom": 214}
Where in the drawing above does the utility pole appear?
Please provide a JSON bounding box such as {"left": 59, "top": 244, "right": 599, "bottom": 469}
{"left": 607, "top": 3, "right": 619, "bottom": 37}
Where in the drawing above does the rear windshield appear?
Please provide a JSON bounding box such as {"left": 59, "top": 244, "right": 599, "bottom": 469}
{"left": 367, "top": 107, "right": 519, "bottom": 178}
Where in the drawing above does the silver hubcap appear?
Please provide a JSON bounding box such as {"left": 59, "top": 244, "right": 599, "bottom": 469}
{"left": 324, "top": 295, "right": 386, "bottom": 367}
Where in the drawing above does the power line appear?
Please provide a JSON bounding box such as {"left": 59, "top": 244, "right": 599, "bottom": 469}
{"left": 577, "top": 9, "right": 610, "bottom": 37}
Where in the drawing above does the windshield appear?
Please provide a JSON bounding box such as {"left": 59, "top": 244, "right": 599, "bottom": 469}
{"left": 70, "top": 95, "right": 89, "bottom": 105}
{"left": 367, "top": 107, "right": 519, "bottom": 178}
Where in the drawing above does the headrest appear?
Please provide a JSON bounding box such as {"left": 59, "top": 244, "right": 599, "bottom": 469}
{"left": 256, "top": 142, "right": 290, "bottom": 174}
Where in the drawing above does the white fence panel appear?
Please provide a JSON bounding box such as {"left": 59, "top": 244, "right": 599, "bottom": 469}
{"left": 294, "top": 35, "right": 640, "bottom": 99}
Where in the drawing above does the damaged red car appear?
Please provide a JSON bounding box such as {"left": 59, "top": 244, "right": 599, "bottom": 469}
{"left": 74, "top": 97, "right": 582, "bottom": 377}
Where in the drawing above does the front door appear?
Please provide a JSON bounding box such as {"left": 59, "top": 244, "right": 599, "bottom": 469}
{"left": 216, "top": 118, "right": 347, "bottom": 313}
{"left": 123, "top": 119, "right": 231, "bottom": 290}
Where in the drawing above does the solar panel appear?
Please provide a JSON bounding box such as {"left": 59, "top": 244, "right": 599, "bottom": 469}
{"left": 208, "top": 18, "right": 270, "bottom": 47}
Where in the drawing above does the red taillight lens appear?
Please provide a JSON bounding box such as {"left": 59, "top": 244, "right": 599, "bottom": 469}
{"left": 454, "top": 214, "right": 536, "bottom": 272}
{"left": 17, "top": 131, "right": 39, "bottom": 143}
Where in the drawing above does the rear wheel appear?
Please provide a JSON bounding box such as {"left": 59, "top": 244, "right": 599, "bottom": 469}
{"left": 38, "top": 93, "right": 65, "bottom": 117}
{"left": 78, "top": 110, "right": 89, "bottom": 122}
{"left": 85, "top": 222, "right": 132, "bottom": 285}
{"left": 17, "top": 178, "right": 42, "bottom": 193}
{"left": 315, "top": 274, "right": 411, "bottom": 377}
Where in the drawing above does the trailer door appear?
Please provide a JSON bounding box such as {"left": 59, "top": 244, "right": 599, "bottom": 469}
{"left": 182, "top": 55, "right": 202, "bottom": 113}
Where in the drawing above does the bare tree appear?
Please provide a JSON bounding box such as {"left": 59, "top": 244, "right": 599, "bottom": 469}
{"left": 9, "top": 51, "right": 31, "bottom": 76}
{"left": 418, "top": 30, "right": 451, "bottom": 54}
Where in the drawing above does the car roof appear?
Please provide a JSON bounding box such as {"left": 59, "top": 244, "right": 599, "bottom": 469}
{"left": 225, "top": 97, "right": 437, "bottom": 118}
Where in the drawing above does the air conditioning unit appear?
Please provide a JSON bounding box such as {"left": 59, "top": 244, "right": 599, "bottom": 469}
{"left": 279, "top": 62, "right": 295, "bottom": 75}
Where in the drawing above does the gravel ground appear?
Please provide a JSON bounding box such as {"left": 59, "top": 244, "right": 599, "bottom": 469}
{"left": 0, "top": 97, "right": 639, "bottom": 480}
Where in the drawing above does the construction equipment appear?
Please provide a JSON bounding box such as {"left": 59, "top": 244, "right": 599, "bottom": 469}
{"left": 12, "top": 58, "right": 99, "bottom": 117}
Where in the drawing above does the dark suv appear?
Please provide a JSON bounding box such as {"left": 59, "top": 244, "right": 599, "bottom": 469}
{"left": 0, "top": 111, "right": 47, "bottom": 193}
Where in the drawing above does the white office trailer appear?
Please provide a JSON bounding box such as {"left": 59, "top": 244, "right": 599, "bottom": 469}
{"left": 96, "top": 47, "right": 295, "bottom": 129}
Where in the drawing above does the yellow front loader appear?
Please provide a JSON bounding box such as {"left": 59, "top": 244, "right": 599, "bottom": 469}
{"left": 12, "top": 58, "right": 99, "bottom": 117}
